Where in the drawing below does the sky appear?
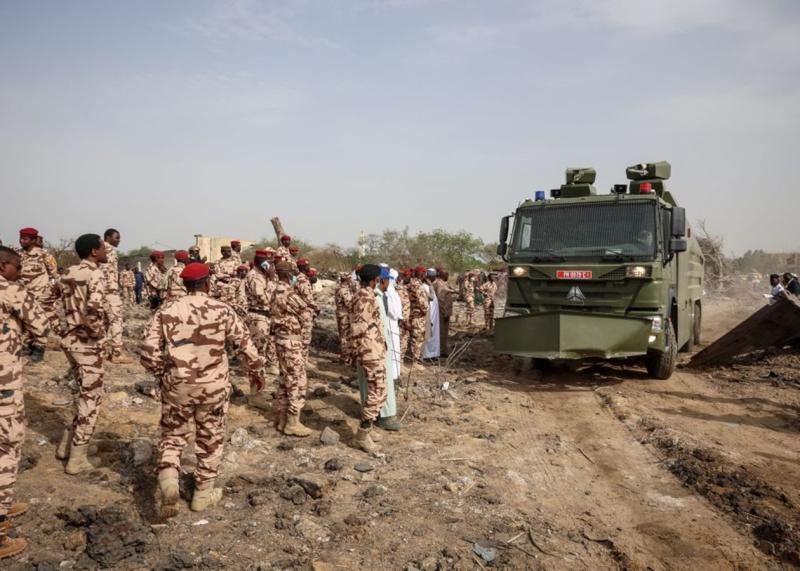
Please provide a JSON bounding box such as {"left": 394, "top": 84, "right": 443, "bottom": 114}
{"left": 1, "top": 0, "right": 799, "bottom": 256}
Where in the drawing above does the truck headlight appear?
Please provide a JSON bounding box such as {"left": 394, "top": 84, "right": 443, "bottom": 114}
{"left": 511, "top": 266, "right": 529, "bottom": 278}
{"left": 626, "top": 265, "right": 649, "bottom": 278}
{"left": 650, "top": 316, "right": 663, "bottom": 332}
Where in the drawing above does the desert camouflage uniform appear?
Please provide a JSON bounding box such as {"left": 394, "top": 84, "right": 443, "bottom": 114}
{"left": 464, "top": 277, "right": 475, "bottom": 324}
{"left": 60, "top": 260, "right": 108, "bottom": 447}
{"left": 163, "top": 263, "right": 187, "bottom": 303}
{"left": 0, "top": 277, "right": 48, "bottom": 521}
{"left": 234, "top": 277, "right": 248, "bottom": 317}
{"left": 244, "top": 269, "right": 277, "bottom": 376}
{"left": 433, "top": 278, "right": 454, "bottom": 355}
{"left": 119, "top": 269, "right": 135, "bottom": 305}
{"left": 480, "top": 280, "right": 497, "bottom": 330}
{"left": 406, "top": 277, "right": 429, "bottom": 361}
{"left": 101, "top": 241, "right": 124, "bottom": 357}
{"left": 215, "top": 257, "right": 238, "bottom": 279}
{"left": 294, "top": 273, "right": 318, "bottom": 361}
{"left": 334, "top": 282, "right": 353, "bottom": 362}
{"left": 395, "top": 282, "right": 410, "bottom": 358}
{"left": 230, "top": 251, "right": 242, "bottom": 267}
{"left": 275, "top": 246, "right": 291, "bottom": 261}
{"left": 141, "top": 292, "right": 264, "bottom": 489}
{"left": 350, "top": 285, "right": 387, "bottom": 421}
{"left": 270, "top": 281, "right": 310, "bottom": 416}
{"left": 144, "top": 263, "right": 165, "bottom": 303}
{"left": 19, "top": 245, "right": 59, "bottom": 333}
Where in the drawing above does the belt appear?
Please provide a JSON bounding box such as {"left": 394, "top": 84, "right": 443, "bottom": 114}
{"left": 248, "top": 308, "right": 270, "bottom": 317}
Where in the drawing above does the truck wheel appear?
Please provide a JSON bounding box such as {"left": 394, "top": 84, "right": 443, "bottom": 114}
{"left": 646, "top": 320, "right": 676, "bottom": 380}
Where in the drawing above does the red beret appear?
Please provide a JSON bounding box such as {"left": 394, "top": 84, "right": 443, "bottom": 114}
{"left": 289, "top": 245, "right": 300, "bottom": 252}
{"left": 297, "top": 258, "right": 310, "bottom": 266}
{"left": 237, "top": 264, "right": 249, "bottom": 272}
{"left": 19, "top": 227, "right": 39, "bottom": 237}
{"left": 281, "top": 234, "right": 291, "bottom": 241}
{"left": 308, "top": 268, "right": 318, "bottom": 277}
{"left": 180, "top": 262, "right": 209, "bottom": 282}
{"left": 403, "top": 268, "right": 413, "bottom": 277}
{"left": 415, "top": 265, "right": 426, "bottom": 273}
{"left": 175, "top": 250, "right": 189, "bottom": 262}
{"left": 231, "top": 240, "right": 241, "bottom": 246}
{"left": 254, "top": 249, "right": 270, "bottom": 259}
{"left": 151, "top": 250, "right": 164, "bottom": 258}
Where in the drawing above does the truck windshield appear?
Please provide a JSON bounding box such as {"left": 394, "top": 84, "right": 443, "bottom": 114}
{"left": 511, "top": 201, "right": 658, "bottom": 261}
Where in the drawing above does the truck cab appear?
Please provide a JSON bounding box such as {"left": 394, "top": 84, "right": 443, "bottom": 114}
{"left": 495, "top": 161, "right": 704, "bottom": 379}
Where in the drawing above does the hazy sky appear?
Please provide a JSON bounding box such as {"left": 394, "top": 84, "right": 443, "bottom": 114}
{"left": 2, "top": 0, "right": 798, "bottom": 255}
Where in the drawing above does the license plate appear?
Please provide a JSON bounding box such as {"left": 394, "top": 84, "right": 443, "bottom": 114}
{"left": 556, "top": 270, "right": 592, "bottom": 279}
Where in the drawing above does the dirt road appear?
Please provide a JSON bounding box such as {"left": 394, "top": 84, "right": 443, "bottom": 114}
{"left": 7, "top": 298, "right": 799, "bottom": 570}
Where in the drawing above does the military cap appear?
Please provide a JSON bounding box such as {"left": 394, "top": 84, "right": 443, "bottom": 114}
{"left": 297, "top": 258, "right": 310, "bottom": 266}
{"left": 281, "top": 234, "right": 291, "bottom": 241}
{"left": 414, "top": 265, "right": 426, "bottom": 274}
{"left": 175, "top": 250, "right": 190, "bottom": 262}
{"left": 151, "top": 250, "right": 164, "bottom": 258}
{"left": 231, "top": 240, "right": 241, "bottom": 246}
{"left": 237, "top": 264, "right": 249, "bottom": 272}
{"left": 180, "top": 262, "right": 209, "bottom": 282}
{"left": 254, "top": 249, "right": 270, "bottom": 259}
{"left": 308, "top": 268, "right": 318, "bottom": 277}
{"left": 289, "top": 244, "right": 299, "bottom": 252}
{"left": 19, "top": 227, "right": 39, "bottom": 237}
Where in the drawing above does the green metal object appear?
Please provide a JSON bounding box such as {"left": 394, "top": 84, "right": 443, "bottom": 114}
{"left": 495, "top": 161, "right": 704, "bottom": 379}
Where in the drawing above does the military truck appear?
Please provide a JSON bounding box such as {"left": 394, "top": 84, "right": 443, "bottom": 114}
{"left": 494, "top": 161, "right": 704, "bottom": 379}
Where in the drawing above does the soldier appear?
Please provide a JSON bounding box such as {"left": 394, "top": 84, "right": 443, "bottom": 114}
{"left": 140, "top": 263, "right": 265, "bottom": 515}
{"left": 480, "top": 273, "right": 498, "bottom": 331}
{"left": 244, "top": 250, "right": 278, "bottom": 401}
{"left": 271, "top": 261, "right": 312, "bottom": 436}
{"left": 17, "top": 228, "right": 59, "bottom": 336}
{"left": 164, "top": 250, "right": 189, "bottom": 302}
{"left": 294, "top": 258, "right": 319, "bottom": 361}
{"left": 57, "top": 234, "right": 109, "bottom": 474}
{"left": 307, "top": 267, "right": 318, "bottom": 285}
{"left": 0, "top": 246, "right": 48, "bottom": 559}
{"left": 215, "top": 245, "right": 238, "bottom": 279}
{"left": 350, "top": 264, "right": 388, "bottom": 453}
{"left": 233, "top": 265, "right": 249, "bottom": 317}
{"left": 213, "top": 245, "right": 239, "bottom": 308}
{"left": 406, "top": 266, "right": 430, "bottom": 363}
{"left": 119, "top": 263, "right": 135, "bottom": 305}
{"left": 396, "top": 270, "right": 411, "bottom": 358}
{"left": 334, "top": 272, "right": 354, "bottom": 364}
{"left": 188, "top": 245, "right": 205, "bottom": 264}
{"left": 463, "top": 272, "right": 476, "bottom": 325}
{"left": 144, "top": 251, "right": 167, "bottom": 309}
{"left": 433, "top": 269, "right": 455, "bottom": 356}
{"left": 101, "top": 229, "right": 132, "bottom": 364}
{"left": 288, "top": 244, "right": 300, "bottom": 261}
{"left": 230, "top": 240, "right": 243, "bottom": 266}
{"left": 276, "top": 235, "right": 292, "bottom": 260}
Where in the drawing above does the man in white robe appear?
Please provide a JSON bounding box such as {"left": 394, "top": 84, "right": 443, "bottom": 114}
{"left": 385, "top": 269, "right": 403, "bottom": 380}
{"left": 421, "top": 268, "right": 441, "bottom": 359}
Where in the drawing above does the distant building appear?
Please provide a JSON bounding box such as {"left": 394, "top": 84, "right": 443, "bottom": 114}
{"left": 194, "top": 235, "right": 256, "bottom": 263}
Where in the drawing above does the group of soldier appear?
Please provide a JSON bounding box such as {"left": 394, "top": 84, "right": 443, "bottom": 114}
{"left": 0, "top": 226, "right": 499, "bottom": 559}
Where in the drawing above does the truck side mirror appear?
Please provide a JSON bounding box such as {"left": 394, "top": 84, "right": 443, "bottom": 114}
{"left": 671, "top": 207, "right": 686, "bottom": 237}
{"left": 670, "top": 238, "right": 687, "bottom": 253}
{"left": 497, "top": 243, "right": 508, "bottom": 256}
{"left": 499, "top": 215, "right": 510, "bottom": 244}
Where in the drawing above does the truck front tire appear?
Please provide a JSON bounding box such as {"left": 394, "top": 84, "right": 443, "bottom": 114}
{"left": 646, "top": 320, "right": 676, "bottom": 380}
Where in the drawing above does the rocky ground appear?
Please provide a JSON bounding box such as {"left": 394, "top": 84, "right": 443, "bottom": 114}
{"left": 5, "top": 287, "right": 800, "bottom": 570}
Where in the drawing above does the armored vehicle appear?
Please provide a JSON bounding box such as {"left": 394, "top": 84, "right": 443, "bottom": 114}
{"left": 495, "top": 161, "right": 704, "bottom": 379}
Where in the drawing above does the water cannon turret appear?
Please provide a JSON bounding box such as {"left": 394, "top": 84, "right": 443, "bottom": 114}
{"left": 626, "top": 161, "right": 677, "bottom": 205}
{"left": 556, "top": 167, "right": 596, "bottom": 198}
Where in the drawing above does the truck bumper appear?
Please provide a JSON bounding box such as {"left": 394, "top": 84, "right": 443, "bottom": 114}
{"left": 494, "top": 311, "right": 652, "bottom": 360}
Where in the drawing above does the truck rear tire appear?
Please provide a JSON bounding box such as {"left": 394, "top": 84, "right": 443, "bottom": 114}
{"left": 646, "top": 320, "right": 676, "bottom": 380}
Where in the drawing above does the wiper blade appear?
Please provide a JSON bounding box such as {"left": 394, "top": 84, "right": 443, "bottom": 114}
{"left": 600, "top": 253, "right": 636, "bottom": 262}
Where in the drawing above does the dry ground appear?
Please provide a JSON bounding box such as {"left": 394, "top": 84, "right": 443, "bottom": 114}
{"left": 5, "top": 291, "right": 800, "bottom": 570}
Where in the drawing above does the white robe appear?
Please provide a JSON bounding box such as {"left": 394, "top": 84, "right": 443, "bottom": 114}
{"left": 422, "top": 283, "right": 441, "bottom": 359}
{"left": 385, "top": 282, "right": 403, "bottom": 379}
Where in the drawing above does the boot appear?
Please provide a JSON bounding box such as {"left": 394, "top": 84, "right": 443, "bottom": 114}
{"left": 65, "top": 443, "right": 94, "bottom": 475}
{"left": 377, "top": 415, "right": 402, "bottom": 431}
{"left": 56, "top": 428, "right": 72, "bottom": 460}
{"left": 159, "top": 473, "right": 180, "bottom": 518}
{"left": 273, "top": 410, "right": 287, "bottom": 433}
{"left": 6, "top": 503, "right": 28, "bottom": 519}
{"left": 111, "top": 351, "right": 134, "bottom": 364}
{"left": 191, "top": 487, "right": 222, "bottom": 512}
{"left": 354, "top": 427, "right": 380, "bottom": 454}
{"left": 0, "top": 533, "right": 26, "bottom": 560}
{"left": 282, "top": 413, "right": 312, "bottom": 437}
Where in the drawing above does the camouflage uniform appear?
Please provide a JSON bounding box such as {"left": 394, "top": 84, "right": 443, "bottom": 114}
{"left": 215, "top": 257, "right": 238, "bottom": 279}
{"left": 18, "top": 245, "right": 59, "bottom": 333}
{"left": 350, "top": 285, "right": 387, "bottom": 421}
{"left": 141, "top": 292, "right": 264, "bottom": 490}
{"left": 395, "top": 283, "right": 410, "bottom": 358}
{"left": 275, "top": 246, "right": 291, "bottom": 260}
{"left": 230, "top": 251, "right": 242, "bottom": 267}
{"left": 480, "top": 280, "right": 497, "bottom": 330}
{"left": 406, "top": 277, "right": 429, "bottom": 361}
{"left": 270, "top": 281, "right": 310, "bottom": 416}
{"left": 463, "top": 276, "right": 475, "bottom": 324}
{"left": 433, "top": 278, "right": 454, "bottom": 355}
{"left": 244, "top": 269, "right": 277, "bottom": 376}
{"left": 101, "top": 241, "right": 124, "bottom": 356}
{"left": 0, "top": 277, "right": 48, "bottom": 522}
{"left": 60, "top": 260, "right": 108, "bottom": 447}
{"left": 294, "top": 273, "right": 318, "bottom": 361}
{"left": 334, "top": 281, "right": 353, "bottom": 362}
{"left": 164, "top": 263, "right": 188, "bottom": 302}
{"left": 144, "top": 263, "right": 165, "bottom": 303}
{"left": 119, "top": 269, "right": 135, "bottom": 305}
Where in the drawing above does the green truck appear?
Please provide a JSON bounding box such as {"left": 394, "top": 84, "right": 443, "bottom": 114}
{"left": 495, "top": 161, "right": 704, "bottom": 379}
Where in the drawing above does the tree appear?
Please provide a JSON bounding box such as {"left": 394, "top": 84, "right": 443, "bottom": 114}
{"left": 125, "top": 245, "right": 153, "bottom": 258}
